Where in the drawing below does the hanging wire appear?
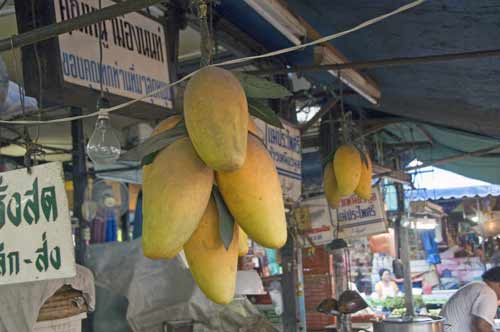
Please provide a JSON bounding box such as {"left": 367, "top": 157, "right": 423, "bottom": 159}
{"left": 0, "top": 0, "right": 7, "bottom": 11}
{"left": 98, "top": 0, "right": 105, "bottom": 100}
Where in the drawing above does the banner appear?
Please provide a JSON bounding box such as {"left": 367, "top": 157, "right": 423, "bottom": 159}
{"left": 298, "top": 189, "right": 387, "bottom": 246}
{"left": 254, "top": 118, "right": 302, "bottom": 203}
{"left": 0, "top": 163, "right": 76, "bottom": 285}
{"left": 55, "top": 0, "right": 171, "bottom": 108}
{"left": 336, "top": 189, "right": 387, "bottom": 239}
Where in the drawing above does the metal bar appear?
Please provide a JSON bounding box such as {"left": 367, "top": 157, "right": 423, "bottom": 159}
{"left": 0, "top": 0, "right": 165, "bottom": 53}
{"left": 400, "top": 226, "right": 415, "bottom": 317}
{"left": 71, "top": 107, "right": 88, "bottom": 265}
{"left": 333, "top": 248, "right": 351, "bottom": 332}
{"left": 281, "top": 236, "right": 298, "bottom": 332}
{"left": 248, "top": 49, "right": 500, "bottom": 76}
{"left": 296, "top": 248, "right": 307, "bottom": 331}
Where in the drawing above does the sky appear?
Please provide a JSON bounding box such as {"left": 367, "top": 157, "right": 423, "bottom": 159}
{"left": 409, "top": 160, "right": 489, "bottom": 189}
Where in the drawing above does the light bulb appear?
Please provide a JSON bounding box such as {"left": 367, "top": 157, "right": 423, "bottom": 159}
{"left": 87, "top": 113, "right": 121, "bottom": 164}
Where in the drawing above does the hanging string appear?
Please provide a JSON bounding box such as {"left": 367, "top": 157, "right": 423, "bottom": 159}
{"left": 97, "top": 0, "right": 106, "bottom": 112}
{"left": 198, "top": 0, "right": 213, "bottom": 67}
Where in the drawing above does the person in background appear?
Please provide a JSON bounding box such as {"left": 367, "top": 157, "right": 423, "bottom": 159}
{"left": 441, "top": 266, "right": 500, "bottom": 332}
{"left": 375, "top": 269, "right": 399, "bottom": 300}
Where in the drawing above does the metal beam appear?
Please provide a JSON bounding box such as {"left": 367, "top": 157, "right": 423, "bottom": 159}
{"left": 0, "top": 0, "right": 165, "bottom": 53}
{"left": 247, "top": 49, "right": 500, "bottom": 76}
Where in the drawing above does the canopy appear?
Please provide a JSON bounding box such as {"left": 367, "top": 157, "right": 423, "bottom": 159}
{"left": 217, "top": 1, "right": 500, "bottom": 184}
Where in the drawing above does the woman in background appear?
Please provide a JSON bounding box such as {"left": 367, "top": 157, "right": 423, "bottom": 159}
{"left": 375, "top": 269, "right": 399, "bottom": 300}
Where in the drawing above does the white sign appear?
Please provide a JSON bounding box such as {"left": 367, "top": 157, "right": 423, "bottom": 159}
{"left": 298, "top": 189, "right": 387, "bottom": 246}
{"left": 55, "top": 0, "right": 171, "bottom": 108}
{"left": 297, "top": 196, "right": 336, "bottom": 247}
{"left": 0, "top": 163, "right": 76, "bottom": 285}
{"left": 254, "top": 118, "right": 302, "bottom": 203}
{"left": 336, "top": 189, "right": 387, "bottom": 239}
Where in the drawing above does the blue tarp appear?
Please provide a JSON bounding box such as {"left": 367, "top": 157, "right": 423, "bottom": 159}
{"left": 407, "top": 185, "right": 500, "bottom": 201}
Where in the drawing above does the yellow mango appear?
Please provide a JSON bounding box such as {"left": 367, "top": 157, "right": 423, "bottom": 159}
{"left": 142, "top": 137, "right": 214, "bottom": 259}
{"left": 216, "top": 135, "right": 287, "bottom": 249}
{"left": 184, "top": 198, "right": 239, "bottom": 304}
{"left": 334, "top": 144, "right": 362, "bottom": 196}
{"left": 184, "top": 67, "right": 248, "bottom": 171}
{"left": 323, "top": 161, "right": 341, "bottom": 208}
{"left": 151, "top": 115, "right": 182, "bottom": 136}
{"left": 355, "top": 152, "right": 373, "bottom": 200}
{"left": 248, "top": 116, "right": 259, "bottom": 136}
{"left": 238, "top": 227, "right": 249, "bottom": 256}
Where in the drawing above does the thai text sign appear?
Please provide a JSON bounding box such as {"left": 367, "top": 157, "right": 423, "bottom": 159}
{"left": 0, "top": 163, "right": 75, "bottom": 285}
{"left": 336, "top": 189, "right": 387, "bottom": 239}
{"left": 299, "top": 189, "right": 387, "bottom": 246}
{"left": 296, "top": 197, "right": 335, "bottom": 247}
{"left": 255, "top": 118, "right": 302, "bottom": 203}
{"left": 54, "top": 0, "right": 171, "bottom": 107}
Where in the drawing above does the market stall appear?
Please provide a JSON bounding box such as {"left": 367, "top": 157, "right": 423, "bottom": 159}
{"left": 1, "top": 0, "right": 500, "bottom": 331}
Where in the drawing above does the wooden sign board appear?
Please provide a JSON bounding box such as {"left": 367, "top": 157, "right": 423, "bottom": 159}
{"left": 0, "top": 162, "right": 76, "bottom": 285}
{"left": 15, "top": 0, "right": 172, "bottom": 120}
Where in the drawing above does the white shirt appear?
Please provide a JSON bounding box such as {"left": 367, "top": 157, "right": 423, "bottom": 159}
{"left": 441, "top": 281, "right": 498, "bottom": 332}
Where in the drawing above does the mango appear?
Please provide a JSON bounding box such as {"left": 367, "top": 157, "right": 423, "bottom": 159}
{"left": 184, "top": 67, "right": 248, "bottom": 171}
{"left": 184, "top": 198, "right": 239, "bottom": 304}
{"left": 142, "top": 137, "right": 214, "bottom": 259}
{"left": 334, "top": 144, "right": 361, "bottom": 196}
{"left": 248, "top": 116, "right": 259, "bottom": 136}
{"left": 238, "top": 227, "right": 249, "bottom": 256}
{"left": 323, "top": 161, "right": 341, "bottom": 208}
{"left": 355, "top": 152, "right": 373, "bottom": 200}
{"left": 151, "top": 115, "right": 181, "bottom": 136}
{"left": 216, "top": 135, "right": 287, "bottom": 249}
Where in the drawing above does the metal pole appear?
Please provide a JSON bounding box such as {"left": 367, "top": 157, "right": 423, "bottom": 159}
{"left": 281, "top": 236, "right": 298, "bottom": 332}
{"left": 296, "top": 248, "right": 307, "bottom": 331}
{"left": 248, "top": 48, "right": 500, "bottom": 76}
{"left": 0, "top": 0, "right": 165, "bottom": 53}
{"left": 400, "top": 226, "right": 415, "bottom": 317}
{"left": 333, "top": 249, "right": 352, "bottom": 332}
{"left": 71, "top": 107, "right": 88, "bottom": 265}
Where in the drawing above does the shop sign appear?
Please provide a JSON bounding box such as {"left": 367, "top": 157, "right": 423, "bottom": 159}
{"left": 335, "top": 189, "right": 387, "bottom": 239}
{"left": 254, "top": 118, "right": 302, "bottom": 203}
{"left": 0, "top": 163, "right": 76, "bottom": 285}
{"left": 295, "top": 197, "right": 335, "bottom": 247}
{"left": 54, "top": 0, "right": 171, "bottom": 107}
{"left": 298, "top": 189, "right": 387, "bottom": 246}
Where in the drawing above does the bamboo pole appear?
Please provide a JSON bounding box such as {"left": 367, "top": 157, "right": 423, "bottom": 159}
{"left": 0, "top": 0, "right": 166, "bottom": 53}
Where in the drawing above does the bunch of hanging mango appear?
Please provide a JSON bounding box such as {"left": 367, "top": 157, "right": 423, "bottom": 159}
{"left": 323, "top": 142, "right": 373, "bottom": 208}
{"left": 141, "top": 67, "right": 287, "bottom": 304}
